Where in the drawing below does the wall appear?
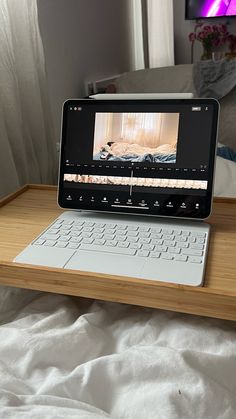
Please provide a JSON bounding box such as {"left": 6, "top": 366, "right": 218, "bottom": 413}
{"left": 174, "top": 0, "right": 236, "bottom": 64}
{"left": 37, "top": 0, "right": 132, "bottom": 139}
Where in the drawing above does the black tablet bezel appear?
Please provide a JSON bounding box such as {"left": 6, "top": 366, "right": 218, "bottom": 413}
{"left": 58, "top": 98, "right": 219, "bottom": 220}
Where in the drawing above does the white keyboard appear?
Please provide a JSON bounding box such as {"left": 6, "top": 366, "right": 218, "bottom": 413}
{"left": 33, "top": 217, "right": 206, "bottom": 264}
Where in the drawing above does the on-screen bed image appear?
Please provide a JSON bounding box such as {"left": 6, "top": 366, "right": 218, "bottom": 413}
{"left": 93, "top": 112, "right": 179, "bottom": 164}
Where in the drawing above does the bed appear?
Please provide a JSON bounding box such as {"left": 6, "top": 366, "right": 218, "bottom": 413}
{"left": 1, "top": 64, "right": 236, "bottom": 418}
{"left": 94, "top": 141, "right": 177, "bottom": 163}
{"left": 1, "top": 287, "right": 236, "bottom": 418}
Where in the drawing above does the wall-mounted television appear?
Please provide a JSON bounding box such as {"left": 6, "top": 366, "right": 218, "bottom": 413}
{"left": 186, "top": 0, "right": 236, "bottom": 19}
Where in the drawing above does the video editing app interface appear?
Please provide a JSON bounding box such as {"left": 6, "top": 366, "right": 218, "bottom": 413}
{"left": 60, "top": 101, "right": 215, "bottom": 217}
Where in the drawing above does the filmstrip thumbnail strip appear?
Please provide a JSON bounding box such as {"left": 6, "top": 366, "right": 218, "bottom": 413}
{"left": 64, "top": 174, "right": 208, "bottom": 190}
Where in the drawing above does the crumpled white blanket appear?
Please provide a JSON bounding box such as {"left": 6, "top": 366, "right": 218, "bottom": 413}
{"left": 0, "top": 286, "right": 236, "bottom": 419}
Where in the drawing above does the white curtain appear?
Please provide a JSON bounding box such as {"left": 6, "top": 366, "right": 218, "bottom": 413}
{"left": 129, "top": 0, "right": 174, "bottom": 70}
{"left": 147, "top": 0, "right": 174, "bottom": 68}
{"left": 0, "top": 0, "right": 57, "bottom": 199}
{"left": 129, "top": 0, "right": 145, "bottom": 70}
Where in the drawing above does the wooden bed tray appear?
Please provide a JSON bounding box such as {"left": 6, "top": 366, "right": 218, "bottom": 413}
{"left": 0, "top": 185, "right": 236, "bottom": 321}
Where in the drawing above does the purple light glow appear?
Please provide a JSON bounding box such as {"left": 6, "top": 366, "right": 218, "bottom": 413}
{"left": 201, "top": 0, "right": 236, "bottom": 17}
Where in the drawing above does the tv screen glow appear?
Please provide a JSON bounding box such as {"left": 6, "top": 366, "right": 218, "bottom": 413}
{"left": 186, "top": 0, "right": 236, "bottom": 19}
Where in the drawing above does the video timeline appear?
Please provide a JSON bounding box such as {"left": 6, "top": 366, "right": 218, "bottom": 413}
{"left": 64, "top": 174, "right": 208, "bottom": 190}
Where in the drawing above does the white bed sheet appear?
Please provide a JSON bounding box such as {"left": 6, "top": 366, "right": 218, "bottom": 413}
{"left": 0, "top": 286, "right": 236, "bottom": 419}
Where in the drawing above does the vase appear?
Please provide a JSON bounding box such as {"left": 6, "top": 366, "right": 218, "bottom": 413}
{"left": 201, "top": 48, "right": 212, "bottom": 60}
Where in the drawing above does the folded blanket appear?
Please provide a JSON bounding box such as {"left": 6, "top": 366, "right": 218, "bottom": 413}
{"left": 193, "top": 59, "right": 236, "bottom": 99}
{"left": 217, "top": 146, "right": 236, "bottom": 162}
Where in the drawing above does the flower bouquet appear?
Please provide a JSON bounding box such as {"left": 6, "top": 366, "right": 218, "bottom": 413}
{"left": 189, "top": 23, "right": 235, "bottom": 60}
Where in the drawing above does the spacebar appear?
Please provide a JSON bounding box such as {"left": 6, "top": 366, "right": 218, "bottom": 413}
{"left": 79, "top": 244, "right": 136, "bottom": 256}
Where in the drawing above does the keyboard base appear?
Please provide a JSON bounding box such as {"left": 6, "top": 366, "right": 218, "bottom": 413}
{"left": 14, "top": 210, "right": 210, "bottom": 287}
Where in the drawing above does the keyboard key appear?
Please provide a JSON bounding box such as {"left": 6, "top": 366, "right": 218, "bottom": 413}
{"left": 193, "top": 232, "right": 206, "bottom": 237}
{"left": 156, "top": 245, "right": 167, "bottom": 252}
{"left": 93, "top": 239, "right": 105, "bottom": 245}
{"left": 67, "top": 243, "right": 80, "bottom": 249}
{"left": 47, "top": 229, "right": 60, "bottom": 235}
{"left": 84, "top": 222, "right": 94, "bottom": 227}
{"left": 139, "top": 227, "right": 150, "bottom": 232}
{"left": 115, "top": 236, "right": 126, "bottom": 242}
{"left": 137, "top": 250, "right": 150, "bottom": 257}
{"left": 127, "top": 226, "right": 138, "bottom": 231}
{"left": 176, "top": 236, "right": 187, "bottom": 242}
{"left": 70, "top": 232, "right": 81, "bottom": 237}
{"left": 41, "top": 234, "right": 60, "bottom": 241}
{"left": 181, "top": 231, "right": 190, "bottom": 236}
{"left": 151, "top": 239, "right": 163, "bottom": 245}
{"left": 190, "top": 244, "right": 204, "bottom": 250}
{"left": 164, "top": 240, "right": 176, "bottom": 247}
{"left": 188, "top": 237, "right": 196, "bottom": 243}
{"left": 177, "top": 242, "right": 189, "bottom": 249}
{"left": 162, "top": 229, "right": 173, "bottom": 234}
{"left": 150, "top": 227, "right": 161, "bottom": 233}
{"left": 53, "top": 220, "right": 63, "bottom": 225}
{"left": 55, "top": 242, "right": 68, "bottom": 248}
{"left": 126, "top": 231, "right": 138, "bottom": 237}
{"left": 139, "top": 238, "right": 151, "bottom": 244}
{"left": 44, "top": 240, "right": 56, "bottom": 247}
{"left": 127, "top": 237, "right": 139, "bottom": 243}
{"left": 116, "top": 225, "right": 127, "bottom": 230}
{"left": 80, "top": 244, "right": 136, "bottom": 256}
{"left": 81, "top": 232, "right": 92, "bottom": 238}
{"left": 188, "top": 256, "right": 203, "bottom": 264}
{"left": 59, "top": 230, "right": 70, "bottom": 236}
{"left": 129, "top": 243, "right": 142, "bottom": 249}
{"left": 160, "top": 253, "right": 173, "bottom": 260}
{"left": 175, "top": 255, "right": 187, "bottom": 262}
{"left": 150, "top": 233, "right": 162, "bottom": 239}
{"left": 142, "top": 244, "right": 155, "bottom": 251}
{"left": 105, "top": 229, "right": 116, "bottom": 235}
{"left": 93, "top": 228, "right": 104, "bottom": 233}
{"left": 168, "top": 247, "right": 180, "bottom": 254}
{"left": 93, "top": 233, "right": 104, "bottom": 239}
{"left": 163, "top": 235, "right": 175, "bottom": 241}
{"left": 139, "top": 232, "right": 150, "bottom": 238}
{"left": 104, "top": 234, "right": 115, "bottom": 240}
{"left": 196, "top": 238, "right": 205, "bottom": 244}
{"left": 105, "top": 240, "right": 118, "bottom": 247}
{"left": 71, "top": 225, "right": 83, "bottom": 230}
{"left": 33, "top": 239, "right": 45, "bottom": 245}
{"left": 59, "top": 235, "right": 71, "bottom": 241}
{"left": 115, "top": 230, "right": 126, "bottom": 236}
{"left": 150, "top": 252, "right": 160, "bottom": 258}
{"left": 70, "top": 237, "right": 82, "bottom": 243}
{"left": 182, "top": 249, "right": 203, "bottom": 256}
{"left": 81, "top": 238, "right": 94, "bottom": 244}
{"left": 59, "top": 224, "right": 72, "bottom": 229}
{"left": 117, "top": 242, "right": 129, "bottom": 248}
